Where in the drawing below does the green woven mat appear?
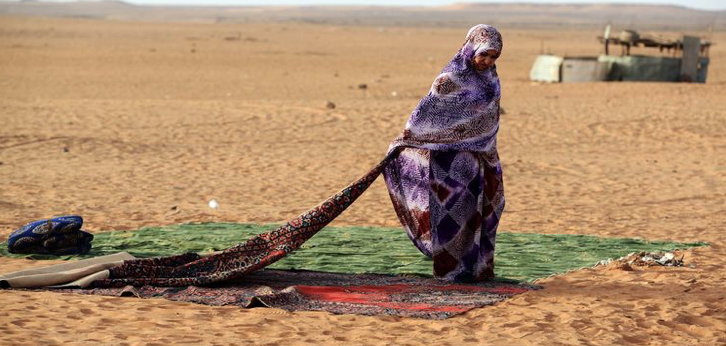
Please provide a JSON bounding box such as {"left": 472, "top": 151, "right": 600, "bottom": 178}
{"left": 0, "top": 223, "right": 707, "bottom": 282}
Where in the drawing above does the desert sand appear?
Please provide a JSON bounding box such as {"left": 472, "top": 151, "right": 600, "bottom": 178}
{"left": 0, "top": 13, "right": 725, "bottom": 345}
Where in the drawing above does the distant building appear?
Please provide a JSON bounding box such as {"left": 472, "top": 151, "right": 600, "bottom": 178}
{"left": 530, "top": 28, "right": 711, "bottom": 83}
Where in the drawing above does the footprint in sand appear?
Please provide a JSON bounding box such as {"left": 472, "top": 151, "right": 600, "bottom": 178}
{"left": 10, "top": 320, "right": 26, "bottom": 327}
{"left": 248, "top": 307, "right": 290, "bottom": 316}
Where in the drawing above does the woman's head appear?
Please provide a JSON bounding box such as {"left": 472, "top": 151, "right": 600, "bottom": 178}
{"left": 462, "top": 24, "right": 502, "bottom": 71}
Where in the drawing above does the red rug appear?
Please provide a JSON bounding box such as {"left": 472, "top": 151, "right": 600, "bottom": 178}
{"left": 51, "top": 269, "right": 537, "bottom": 319}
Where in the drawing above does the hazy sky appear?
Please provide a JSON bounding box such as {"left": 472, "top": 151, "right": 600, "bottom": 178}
{"left": 11, "top": 0, "right": 726, "bottom": 11}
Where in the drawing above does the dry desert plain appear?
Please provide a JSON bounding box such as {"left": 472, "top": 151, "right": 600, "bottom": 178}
{"left": 0, "top": 14, "right": 725, "bottom": 345}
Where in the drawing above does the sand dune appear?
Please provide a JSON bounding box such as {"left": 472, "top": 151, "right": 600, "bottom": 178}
{"left": 0, "top": 15, "right": 724, "bottom": 346}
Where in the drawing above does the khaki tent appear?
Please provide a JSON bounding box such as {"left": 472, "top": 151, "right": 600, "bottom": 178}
{"left": 530, "top": 54, "right": 709, "bottom": 83}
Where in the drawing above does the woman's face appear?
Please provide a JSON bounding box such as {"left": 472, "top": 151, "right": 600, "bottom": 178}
{"left": 472, "top": 49, "right": 500, "bottom": 71}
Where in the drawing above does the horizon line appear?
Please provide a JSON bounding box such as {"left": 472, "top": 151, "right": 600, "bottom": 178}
{"left": 3, "top": 0, "right": 725, "bottom": 11}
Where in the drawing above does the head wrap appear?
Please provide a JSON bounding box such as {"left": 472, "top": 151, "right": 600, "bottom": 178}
{"left": 390, "top": 24, "right": 503, "bottom": 154}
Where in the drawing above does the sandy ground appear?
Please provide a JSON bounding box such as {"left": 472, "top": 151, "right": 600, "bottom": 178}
{"left": 0, "top": 16, "right": 725, "bottom": 345}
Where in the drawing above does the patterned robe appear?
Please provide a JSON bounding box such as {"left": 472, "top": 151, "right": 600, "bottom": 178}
{"left": 384, "top": 24, "right": 505, "bottom": 282}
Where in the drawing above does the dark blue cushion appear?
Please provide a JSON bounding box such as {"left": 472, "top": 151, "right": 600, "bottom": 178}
{"left": 8, "top": 215, "right": 84, "bottom": 250}
{"left": 11, "top": 230, "right": 93, "bottom": 255}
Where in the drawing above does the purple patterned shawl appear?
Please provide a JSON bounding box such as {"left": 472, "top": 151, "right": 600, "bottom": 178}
{"left": 383, "top": 24, "right": 505, "bottom": 281}
{"left": 388, "top": 24, "right": 503, "bottom": 152}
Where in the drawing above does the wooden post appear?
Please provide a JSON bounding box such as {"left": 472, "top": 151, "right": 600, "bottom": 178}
{"left": 680, "top": 36, "right": 700, "bottom": 82}
{"left": 603, "top": 24, "right": 611, "bottom": 55}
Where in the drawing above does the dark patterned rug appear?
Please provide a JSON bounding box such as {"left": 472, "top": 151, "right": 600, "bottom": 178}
{"left": 50, "top": 269, "right": 538, "bottom": 319}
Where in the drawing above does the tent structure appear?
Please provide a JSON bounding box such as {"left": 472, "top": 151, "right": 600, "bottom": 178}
{"left": 530, "top": 29, "right": 711, "bottom": 83}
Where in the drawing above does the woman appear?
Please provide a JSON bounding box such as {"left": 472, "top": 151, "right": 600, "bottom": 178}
{"left": 384, "top": 24, "right": 505, "bottom": 282}
{"left": 88, "top": 24, "right": 504, "bottom": 288}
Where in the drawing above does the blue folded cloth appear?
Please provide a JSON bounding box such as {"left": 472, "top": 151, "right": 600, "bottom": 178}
{"left": 8, "top": 216, "right": 93, "bottom": 255}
